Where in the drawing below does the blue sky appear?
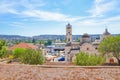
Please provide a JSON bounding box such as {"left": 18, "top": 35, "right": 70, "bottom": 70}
{"left": 0, "top": 0, "right": 120, "bottom": 36}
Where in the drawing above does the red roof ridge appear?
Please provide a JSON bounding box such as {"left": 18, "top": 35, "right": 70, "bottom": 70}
{"left": 9, "top": 42, "right": 37, "bottom": 50}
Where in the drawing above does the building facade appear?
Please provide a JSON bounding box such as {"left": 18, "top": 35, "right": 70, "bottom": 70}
{"left": 65, "top": 23, "right": 111, "bottom": 62}
{"left": 66, "top": 23, "right": 72, "bottom": 44}
{"left": 100, "top": 28, "right": 111, "bottom": 41}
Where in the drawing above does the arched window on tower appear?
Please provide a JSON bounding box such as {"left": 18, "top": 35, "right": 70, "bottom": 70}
{"left": 68, "top": 38, "right": 70, "bottom": 42}
{"left": 68, "top": 32, "right": 71, "bottom": 35}
{"left": 87, "top": 48, "right": 89, "bottom": 50}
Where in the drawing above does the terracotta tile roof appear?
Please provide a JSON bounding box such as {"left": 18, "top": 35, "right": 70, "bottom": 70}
{"left": 9, "top": 42, "right": 37, "bottom": 50}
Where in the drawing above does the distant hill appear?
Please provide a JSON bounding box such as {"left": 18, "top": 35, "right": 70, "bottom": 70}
{"left": 33, "top": 35, "right": 66, "bottom": 40}
{"left": 33, "top": 34, "right": 101, "bottom": 41}
{"left": 0, "top": 35, "right": 31, "bottom": 41}
{"left": 0, "top": 34, "right": 119, "bottom": 41}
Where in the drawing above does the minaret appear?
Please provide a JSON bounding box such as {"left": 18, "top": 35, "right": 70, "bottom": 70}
{"left": 66, "top": 23, "right": 72, "bottom": 44}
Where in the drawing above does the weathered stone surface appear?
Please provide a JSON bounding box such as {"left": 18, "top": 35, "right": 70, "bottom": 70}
{"left": 0, "top": 64, "right": 119, "bottom": 80}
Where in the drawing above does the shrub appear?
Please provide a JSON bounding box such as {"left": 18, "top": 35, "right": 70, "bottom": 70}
{"left": 19, "top": 49, "right": 45, "bottom": 65}
{"left": 74, "top": 52, "right": 105, "bottom": 66}
{"left": 13, "top": 48, "right": 26, "bottom": 58}
{"left": 9, "top": 55, "right": 14, "bottom": 60}
{"left": 0, "top": 39, "right": 7, "bottom": 58}
{"left": 0, "top": 46, "right": 8, "bottom": 58}
{"left": 7, "top": 55, "right": 15, "bottom": 63}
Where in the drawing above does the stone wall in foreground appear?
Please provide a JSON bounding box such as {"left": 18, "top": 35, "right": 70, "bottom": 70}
{"left": 0, "top": 64, "right": 119, "bottom": 80}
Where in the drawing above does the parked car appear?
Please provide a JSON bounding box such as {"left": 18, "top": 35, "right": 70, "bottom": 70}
{"left": 58, "top": 56, "right": 65, "bottom": 61}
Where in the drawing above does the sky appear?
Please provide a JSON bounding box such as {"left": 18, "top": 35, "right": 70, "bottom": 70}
{"left": 0, "top": 0, "right": 120, "bottom": 36}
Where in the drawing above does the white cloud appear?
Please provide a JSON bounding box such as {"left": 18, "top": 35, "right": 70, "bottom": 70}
{"left": 0, "top": 0, "right": 45, "bottom": 14}
{"left": 0, "top": 0, "right": 82, "bottom": 22}
{"left": 71, "top": 14, "right": 120, "bottom": 35}
{"left": 21, "top": 10, "right": 81, "bottom": 22}
{"left": 61, "top": 0, "right": 72, "bottom": 5}
{"left": 9, "top": 22, "right": 25, "bottom": 29}
{"left": 103, "top": 16, "right": 120, "bottom": 22}
{"left": 0, "top": 0, "right": 120, "bottom": 35}
{"left": 0, "top": 2, "right": 18, "bottom": 14}
{"left": 88, "top": 0, "right": 117, "bottom": 17}
{"left": 74, "top": 15, "right": 120, "bottom": 27}
{"left": 95, "top": 0, "right": 104, "bottom": 4}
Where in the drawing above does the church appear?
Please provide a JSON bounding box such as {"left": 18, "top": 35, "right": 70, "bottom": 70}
{"left": 65, "top": 23, "right": 111, "bottom": 62}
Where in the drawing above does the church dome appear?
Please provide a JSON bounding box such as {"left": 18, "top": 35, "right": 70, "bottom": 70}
{"left": 66, "top": 23, "right": 72, "bottom": 29}
{"left": 82, "top": 33, "right": 90, "bottom": 38}
{"left": 103, "top": 28, "right": 111, "bottom": 35}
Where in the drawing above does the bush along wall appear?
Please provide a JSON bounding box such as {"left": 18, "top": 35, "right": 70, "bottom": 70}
{"left": 74, "top": 52, "right": 105, "bottom": 66}
{"left": 11, "top": 48, "right": 45, "bottom": 65}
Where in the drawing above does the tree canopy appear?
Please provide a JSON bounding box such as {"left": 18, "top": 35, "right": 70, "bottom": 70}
{"left": 98, "top": 35, "right": 120, "bottom": 65}
{"left": 0, "top": 39, "right": 7, "bottom": 58}
{"left": 0, "top": 39, "right": 6, "bottom": 50}
{"left": 74, "top": 52, "right": 104, "bottom": 66}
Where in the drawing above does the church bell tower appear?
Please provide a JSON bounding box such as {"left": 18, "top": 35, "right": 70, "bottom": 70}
{"left": 66, "top": 23, "right": 72, "bottom": 44}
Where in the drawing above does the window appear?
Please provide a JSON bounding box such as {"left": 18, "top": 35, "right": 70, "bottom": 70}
{"left": 68, "top": 32, "right": 70, "bottom": 35}
{"left": 87, "top": 48, "right": 89, "bottom": 50}
{"left": 68, "top": 38, "right": 70, "bottom": 42}
{"left": 95, "top": 47, "right": 98, "bottom": 49}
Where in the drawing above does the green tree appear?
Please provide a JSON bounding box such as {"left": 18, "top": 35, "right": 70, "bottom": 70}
{"left": 32, "top": 38, "right": 36, "bottom": 44}
{"left": 74, "top": 52, "right": 104, "bottom": 66}
{"left": 61, "top": 39, "right": 66, "bottom": 43}
{"left": 10, "top": 48, "right": 45, "bottom": 65}
{"left": 77, "top": 38, "right": 81, "bottom": 42}
{"left": 37, "top": 40, "right": 45, "bottom": 45}
{"left": 45, "top": 40, "right": 52, "bottom": 46}
{"left": 0, "top": 39, "right": 7, "bottom": 58}
{"left": 0, "top": 39, "right": 6, "bottom": 50}
{"left": 19, "top": 49, "right": 45, "bottom": 65}
{"left": 13, "top": 48, "right": 26, "bottom": 58}
{"left": 12, "top": 40, "right": 21, "bottom": 44}
{"left": 98, "top": 35, "right": 120, "bottom": 65}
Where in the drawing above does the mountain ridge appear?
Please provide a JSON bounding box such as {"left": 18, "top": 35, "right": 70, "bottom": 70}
{"left": 0, "top": 34, "right": 119, "bottom": 41}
